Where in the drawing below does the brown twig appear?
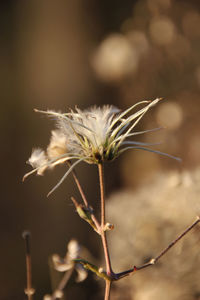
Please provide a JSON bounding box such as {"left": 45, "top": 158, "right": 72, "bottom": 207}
{"left": 22, "top": 231, "right": 35, "bottom": 300}
{"left": 68, "top": 161, "right": 100, "bottom": 232}
{"left": 68, "top": 158, "right": 200, "bottom": 298}
{"left": 98, "top": 163, "right": 113, "bottom": 300}
{"left": 70, "top": 168, "right": 88, "bottom": 207}
{"left": 114, "top": 216, "right": 200, "bottom": 280}
{"left": 105, "top": 281, "right": 112, "bottom": 300}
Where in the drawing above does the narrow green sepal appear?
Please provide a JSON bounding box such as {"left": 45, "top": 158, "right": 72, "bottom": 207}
{"left": 73, "top": 259, "right": 111, "bottom": 281}
{"left": 77, "top": 205, "right": 98, "bottom": 232}
{"left": 76, "top": 205, "right": 91, "bottom": 221}
{"left": 71, "top": 197, "right": 98, "bottom": 232}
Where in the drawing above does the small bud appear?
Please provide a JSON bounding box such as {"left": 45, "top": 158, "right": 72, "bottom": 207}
{"left": 43, "top": 295, "right": 52, "bottom": 300}
{"left": 98, "top": 267, "right": 104, "bottom": 273}
{"left": 72, "top": 198, "right": 97, "bottom": 231}
{"left": 22, "top": 230, "right": 31, "bottom": 239}
{"left": 54, "top": 290, "right": 64, "bottom": 298}
{"left": 150, "top": 258, "right": 156, "bottom": 265}
{"left": 104, "top": 223, "right": 114, "bottom": 231}
{"left": 24, "top": 288, "right": 35, "bottom": 296}
{"left": 76, "top": 204, "right": 92, "bottom": 221}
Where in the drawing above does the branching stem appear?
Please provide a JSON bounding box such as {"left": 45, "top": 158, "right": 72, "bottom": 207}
{"left": 69, "top": 163, "right": 200, "bottom": 299}
{"left": 68, "top": 161, "right": 100, "bottom": 231}
{"left": 114, "top": 216, "right": 200, "bottom": 280}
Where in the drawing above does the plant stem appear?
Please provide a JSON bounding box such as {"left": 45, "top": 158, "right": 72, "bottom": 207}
{"left": 71, "top": 168, "right": 88, "bottom": 207}
{"left": 114, "top": 216, "right": 200, "bottom": 280}
{"left": 67, "top": 161, "right": 88, "bottom": 207}
{"left": 105, "top": 280, "right": 112, "bottom": 300}
{"left": 101, "top": 231, "right": 112, "bottom": 275}
{"left": 98, "top": 163, "right": 113, "bottom": 299}
{"left": 68, "top": 161, "right": 101, "bottom": 231}
{"left": 22, "top": 231, "right": 35, "bottom": 300}
{"left": 98, "top": 163, "right": 106, "bottom": 228}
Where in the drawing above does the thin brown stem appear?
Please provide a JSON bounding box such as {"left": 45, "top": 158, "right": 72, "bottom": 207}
{"left": 104, "top": 280, "right": 112, "bottom": 300}
{"left": 66, "top": 161, "right": 88, "bottom": 207}
{"left": 101, "top": 232, "right": 113, "bottom": 276}
{"left": 98, "top": 163, "right": 106, "bottom": 227}
{"left": 22, "top": 231, "right": 35, "bottom": 300}
{"left": 71, "top": 169, "right": 88, "bottom": 207}
{"left": 153, "top": 216, "right": 200, "bottom": 263}
{"left": 114, "top": 216, "right": 200, "bottom": 280}
{"left": 91, "top": 214, "right": 101, "bottom": 232}
{"left": 68, "top": 162, "right": 101, "bottom": 231}
{"left": 98, "top": 164, "right": 113, "bottom": 276}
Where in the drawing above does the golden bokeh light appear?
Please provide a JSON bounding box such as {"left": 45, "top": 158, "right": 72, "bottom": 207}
{"left": 92, "top": 34, "right": 139, "bottom": 81}
{"left": 182, "top": 11, "right": 200, "bottom": 39}
{"left": 149, "top": 17, "right": 176, "bottom": 46}
{"left": 156, "top": 102, "right": 183, "bottom": 130}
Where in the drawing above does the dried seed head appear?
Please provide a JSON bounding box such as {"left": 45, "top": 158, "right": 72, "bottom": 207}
{"left": 24, "top": 99, "right": 180, "bottom": 194}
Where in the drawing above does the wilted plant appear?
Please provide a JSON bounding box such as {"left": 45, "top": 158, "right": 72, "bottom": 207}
{"left": 23, "top": 98, "right": 199, "bottom": 300}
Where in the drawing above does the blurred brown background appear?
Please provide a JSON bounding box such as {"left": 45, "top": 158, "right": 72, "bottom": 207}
{"left": 1, "top": 0, "right": 200, "bottom": 299}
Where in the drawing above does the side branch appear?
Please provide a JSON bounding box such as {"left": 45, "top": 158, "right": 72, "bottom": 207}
{"left": 68, "top": 161, "right": 100, "bottom": 232}
{"left": 66, "top": 161, "right": 88, "bottom": 207}
{"left": 153, "top": 216, "right": 200, "bottom": 263}
{"left": 115, "top": 216, "right": 200, "bottom": 280}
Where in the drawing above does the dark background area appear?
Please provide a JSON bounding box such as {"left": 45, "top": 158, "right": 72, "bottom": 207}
{"left": 1, "top": 0, "right": 200, "bottom": 299}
